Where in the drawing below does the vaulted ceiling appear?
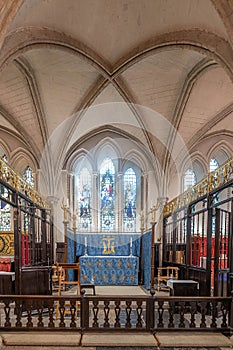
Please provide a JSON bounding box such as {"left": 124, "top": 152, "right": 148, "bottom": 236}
{"left": 0, "top": 0, "right": 233, "bottom": 193}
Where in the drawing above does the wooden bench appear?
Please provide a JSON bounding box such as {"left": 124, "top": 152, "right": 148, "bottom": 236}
{"left": 157, "top": 266, "right": 179, "bottom": 291}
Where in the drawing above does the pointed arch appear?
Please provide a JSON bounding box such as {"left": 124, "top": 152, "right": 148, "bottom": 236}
{"left": 207, "top": 141, "right": 232, "bottom": 167}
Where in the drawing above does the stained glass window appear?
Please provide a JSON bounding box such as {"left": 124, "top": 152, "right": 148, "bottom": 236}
{"left": 0, "top": 186, "right": 11, "bottom": 231}
{"left": 210, "top": 158, "right": 220, "bottom": 208}
{"left": 123, "top": 168, "right": 136, "bottom": 232}
{"left": 77, "top": 168, "right": 92, "bottom": 231}
{"left": 184, "top": 169, "right": 196, "bottom": 191}
{"left": 100, "top": 159, "right": 115, "bottom": 231}
{"left": 23, "top": 166, "right": 34, "bottom": 187}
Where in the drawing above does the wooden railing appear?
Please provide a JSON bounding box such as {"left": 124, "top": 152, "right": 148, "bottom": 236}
{"left": 0, "top": 292, "right": 232, "bottom": 334}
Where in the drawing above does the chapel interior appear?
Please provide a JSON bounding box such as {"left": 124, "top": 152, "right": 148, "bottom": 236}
{"left": 0, "top": 0, "right": 233, "bottom": 340}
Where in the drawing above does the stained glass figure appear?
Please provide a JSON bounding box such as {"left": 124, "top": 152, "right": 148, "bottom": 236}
{"left": 77, "top": 168, "right": 92, "bottom": 231}
{"left": 100, "top": 159, "right": 115, "bottom": 231}
{"left": 23, "top": 166, "right": 34, "bottom": 187}
{"left": 123, "top": 168, "right": 136, "bottom": 232}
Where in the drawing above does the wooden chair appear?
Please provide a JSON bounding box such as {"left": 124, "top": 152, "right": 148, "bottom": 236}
{"left": 157, "top": 266, "right": 179, "bottom": 291}
{"left": 56, "top": 263, "right": 80, "bottom": 319}
{"left": 51, "top": 263, "right": 65, "bottom": 292}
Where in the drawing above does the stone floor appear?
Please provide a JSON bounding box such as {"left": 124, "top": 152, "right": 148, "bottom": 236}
{"left": 0, "top": 331, "right": 232, "bottom": 349}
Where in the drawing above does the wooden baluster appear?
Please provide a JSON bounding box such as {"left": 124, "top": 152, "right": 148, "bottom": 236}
{"left": 15, "top": 300, "right": 22, "bottom": 328}
{"left": 48, "top": 300, "right": 55, "bottom": 328}
{"left": 92, "top": 300, "right": 99, "bottom": 328}
{"left": 168, "top": 300, "right": 174, "bottom": 328}
{"left": 136, "top": 300, "right": 143, "bottom": 328}
{"left": 59, "top": 300, "right": 66, "bottom": 328}
{"left": 157, "top": 300, "right": 164, "bottom": 328}
{"left": 210, "top": 300, "right": 217, "bottom": 328}
{"left": 221, "top": 300, "right": 228, "bottom": 328}
{"left": 200, "top": 301, "right": 207, "bottom": 328}
{"left": 103, "top": 300, "right": 110, "bottom": 328}
{"left": 189, "top": 301, "right": 196, "bottom": 328}
{"left": 69, "top": 299, "right": 76, "bottom": 328}
{"left": 4, "top": 300, "right": 11, "bottom": 328}
{"left": 125, "top": 300, "right": 132, "bottom": 328}
{"left": 179, "top": 301, "right": 185, "bottom": 328}
{"left": 114, "top": 300, "right": 121, "bottom": 328}
{"left": 26, "top": 303, "right": 33, "bottom": 328}
{"left": 37, "top": 304, "right": 44, "bottom": 328}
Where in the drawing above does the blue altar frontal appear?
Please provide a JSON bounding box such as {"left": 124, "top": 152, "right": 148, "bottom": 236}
{"left": 74, "top": 233, "right": 141, "bottom": 286}
{"left": 80, "top": 255, "right": 139, "bottom": 285}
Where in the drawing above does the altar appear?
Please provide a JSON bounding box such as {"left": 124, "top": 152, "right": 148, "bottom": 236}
{"left": 80, "top": 255, "right": 139, "bottom": 285}
{"left": 75, "top": 233, "right": 141, "bottom": 286}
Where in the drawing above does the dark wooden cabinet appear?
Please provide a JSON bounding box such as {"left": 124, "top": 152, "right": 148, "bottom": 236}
{"left": 0, "top": 272, "right": 15, "bottom": 294}
{"left": 21, "top": 266, "right": 51, "bottom": 295}
{"left": 168, "top": 280, "right": 199, "bottom": 296}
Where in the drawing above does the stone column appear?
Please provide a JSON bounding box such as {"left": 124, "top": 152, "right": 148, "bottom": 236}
{"left": 46, "top": 195, "right": 59, "bottom": 259}
{"left": 117, "top": 172, "right": 123, "bottom": 232}
{"left": 92, "top": 172, "right": 98, "bottom": 231}
{"left": 141, "top": 172, "right": 148, "bottom": 230}
{"left": 157, "top": 196, "right": 168, "bottom": 266}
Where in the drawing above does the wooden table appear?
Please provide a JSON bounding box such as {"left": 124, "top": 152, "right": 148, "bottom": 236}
{"left": 167, "top": 279, "right": 199, "bottom": 296}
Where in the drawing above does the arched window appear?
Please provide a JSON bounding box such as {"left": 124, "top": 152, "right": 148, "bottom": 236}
{"left": 100, "top": 158, "right": 115, "bottom": 231}
{"left": 77, "top": 167, "right": 92, "bottom": 231}
{"left": 23, "top": 166, "right": 34, "bottom": 187}
{"left": 183, "top": 169, "right": 196, "bottom": 191}
{"left": 209, "top": 158, "right": 219, "bottom": 172}
{"left": 0, "top": 186, "right": 11, "bottom": 231}
{"left": 123, "top": 168, "right": 136, "bottom": 232}
{"left": 75, "top": 155, "right": 142, "bottom": 232}
{"left": 209, "top": 158, "right": 220, "bottom": 214}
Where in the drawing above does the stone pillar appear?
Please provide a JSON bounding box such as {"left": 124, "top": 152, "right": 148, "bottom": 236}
{"left": 92, "top": 172, "right": 98, "bottom": 231}
{"left": 46, "top": 195, "right": 59, "bottom": 258}
{"left": 117, "top": 172, "right": 123, "bottom": 232}
{"left": 157, "top": 196, "right": 168, "bottom": 266}
{"left": 141, "top": 172, "right": 148, "bottom": 230}
{"left": 68, "top": 172, "right": 74, "bottom": 213}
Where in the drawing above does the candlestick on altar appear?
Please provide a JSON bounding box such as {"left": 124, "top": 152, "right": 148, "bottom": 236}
{"left": 84, "top": 236, "right": 88, "bottom": 256}
{"left": 130, "top": 237, "right": 133, "bottom": 256}
{"left": 140, "top": 212, "right": 145, "bottom": 230}
{"left": 151, "top": 206, "right": 156, "bottom": 222}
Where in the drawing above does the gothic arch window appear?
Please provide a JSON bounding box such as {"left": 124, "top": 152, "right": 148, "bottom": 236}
{"left": 183, "top": 169, "right": 197, "bottom": 191}
{"left": 209, "top": 158, "right": 219, "bottom": 172}
{"left": 0, "top": 150, "right": 12, "bottom": 231}
{"left": 74, "top": 154, "right": 143, "bottom": 232}
{"left": 0, "top": 186, "right": 11, "bottom": 231}
{"left": 23, "top": 166, "right": 34, "bottom": 187}
{"left": 123, "top": 168, "right": 136, "bottom": 232}
{"left": 209, "top": 157, "right": 220, "bottom": 214}
{"left": 100, "top": 158, "right": 115, "bottom": 231}
{"left": 77, "top": 167, "right": 92, "bottom": 231}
